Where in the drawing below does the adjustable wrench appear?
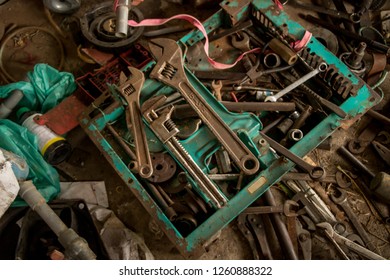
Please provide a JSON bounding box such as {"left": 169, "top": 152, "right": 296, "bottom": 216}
{"left": 260, "top": 133, "right": 326, "bottom": 180}
{"left": 117, "top": 67, "right": 153, "bottom": 178}
{"left": 330, "top": 188, "right": 378, "bottom": 253}
{"left": 148, "top": 38, "right": 259, "bottom": 176}
{"left": 142, "top": 95, "right": 227, "bottom": 209}
{"left": 317, "top": 222, "right": 385, "bottom": 260}
{"left": 265, "top": 63, "right": 327, "bottom": 102}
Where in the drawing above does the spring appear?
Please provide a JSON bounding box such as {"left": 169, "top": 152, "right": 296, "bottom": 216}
{"left": 123, "top": 84, "right": 135, "bottom": 96}
{"left": 165, "top": 119, "right": 177, "bottom": 131}
{"left": 161, "top": 63, "right": 177, "bottom": 79}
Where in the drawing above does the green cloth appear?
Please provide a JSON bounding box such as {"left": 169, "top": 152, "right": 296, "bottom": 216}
{"left": 0, "top": 63, "right": 73, "bottom": 206}
{"left": 0, "top": 63, "right": 76, "bottom": 113}
{"left": 0, "top": 120, "right": 60, "bottom": 206}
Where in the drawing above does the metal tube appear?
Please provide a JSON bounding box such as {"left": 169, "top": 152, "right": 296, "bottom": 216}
{"left": 0, "top": 89, "right": 24, "bottom": 119}
{"left": 19, "top": 181, "right": 96, "bottom": 260}
{"left": 107, "top": 124, "right": 137, "bottom": 160}
{"left": 367, "top": 110, "right": 390, "bottom": 126}
{"left": 146, "top": 183, "right": 177, "bottom": 221}
{"left": 115, "top": 0, "right": 130, "bottom": 38}
{"left": 263, "top": 190, "right": 298, "bottom": 260}
{"left": 173, "top": 102, "right": 296, "bottom": 118}
{"left": 264, "top": 53, "right": 282, "bottom": 68}
{"left": 337, "top": 146, "right": 375, "bottom": 178}
{"left": 19, "top": 181, "right": 68, "bottom": 236}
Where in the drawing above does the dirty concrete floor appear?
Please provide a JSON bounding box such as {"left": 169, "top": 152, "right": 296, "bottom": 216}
{"left": 1, "top": 0, "right": 390, "bottom": 259}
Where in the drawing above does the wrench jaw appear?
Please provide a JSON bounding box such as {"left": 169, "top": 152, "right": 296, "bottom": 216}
{"left": 309, "top": 166, "right": 326, "bottom": 180}
{"left": 330, "top": 187, "right": 348, "bottom": 205}
{"left": 150, "top": 107, "right": 180, "bottom": 143}
{"left": 148, "top": 38, "right": 184, "bottom": 85}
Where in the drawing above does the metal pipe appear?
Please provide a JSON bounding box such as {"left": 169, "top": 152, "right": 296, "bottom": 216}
{"left": 145, "top": 183, "right": 177, "bottom": 221}
{"left": 115, "top": 0, "right": 130, "bottom": 38}
{"left": 0, "top": 89, "right": 24, "bottom": 119}
{"left": 264, "top": 53, "right": 282, "bottom": 68}
{"left": 18, "top": 181, "right": 96, "bottom": 260}
{"left": 337, "top": 146, "right": 375, "bottom": 178}
{"left": 263, "top": 190, "right": 298, "bottom": 260}
{"left": 173, "top": 102, "right": 296, "bottom": 118}
{"left": 367, "top": 109, "right": 390, "bottom": 126}
{"left": 107, "top": 124, "right": 137, "bottom": 160}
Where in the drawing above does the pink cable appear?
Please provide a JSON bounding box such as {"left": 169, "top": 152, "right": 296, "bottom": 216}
{"left": 128, "top": 14, "right": 261, "bottom": 70}
{"left": 273, "top": 0, "right": 284, "bottom": 10}
{"left": 291, "top": 30, "right": 312, "bottom": 51}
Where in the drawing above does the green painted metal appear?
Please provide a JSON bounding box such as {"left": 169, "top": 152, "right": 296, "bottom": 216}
{"left": 80, "top": 0, "right": 379, "bottom": 257}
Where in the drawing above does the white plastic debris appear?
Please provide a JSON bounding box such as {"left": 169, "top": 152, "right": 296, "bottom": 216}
{"left": 0, "top": 149, "right": 20, "bottom": 218}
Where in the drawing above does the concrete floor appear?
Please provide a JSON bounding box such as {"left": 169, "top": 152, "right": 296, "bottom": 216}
{"left": 1, "top": 0, "right": 389, "bottom": 259}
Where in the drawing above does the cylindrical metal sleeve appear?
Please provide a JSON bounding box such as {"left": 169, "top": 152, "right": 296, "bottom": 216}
{"left": 268, "top": 38, "right": 298, "bottom": 65}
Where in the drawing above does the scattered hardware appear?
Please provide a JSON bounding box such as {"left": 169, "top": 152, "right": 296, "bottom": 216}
{"left": 79, "top": 0, "right": 380, "bottom": 258}
{"left": 1, "top": 0, "right": 389, "bottom": 260}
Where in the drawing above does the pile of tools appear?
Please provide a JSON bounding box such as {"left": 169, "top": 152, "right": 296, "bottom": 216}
{"left": 73, "top": 0, "right": 389, "bottom": 258}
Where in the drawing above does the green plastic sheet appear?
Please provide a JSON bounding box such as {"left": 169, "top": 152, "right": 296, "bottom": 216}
{"left": 0, "top": 119, "right": 60, "bottom": 206}
{"left": 0, "top": 63, "right": 76, "bottom": 113}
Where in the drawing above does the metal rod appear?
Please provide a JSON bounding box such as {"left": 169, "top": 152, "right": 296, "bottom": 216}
{"left": 115, "top": 0, "right": 130, "bottom": 38}
{"left": 263, "top": 190, "right": 298, "bottom": 260}
{"left": 367, "top": 110, "right": 390, "bottom": 126}
{"left": 146, "top": 183, "right": 177, "bottom": 221}
{"left": 173, "top": 102, "right": 296, "bottom": 118}
{"left": 106, "top": 124, "right": 137, "bottom": 160}
{"left": 337, "top": 146, "right": 375, "bottom": 178}
{"left": 19, "top": 181, "right": 96, "bottom": 260}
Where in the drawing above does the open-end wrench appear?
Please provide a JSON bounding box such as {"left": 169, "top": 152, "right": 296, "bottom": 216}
{"left": 260, "top": 132, "right": 326, "bottom": 180}
{"left": 242, "top": 200, "right": 301, "bottom": 216}
{"left": 265, "top": 62, "right": 327, "bottom": 102}
{"left": 117, "top": 67, "right": 153, "bottom": 178}
{"left": 142, "top": 95, "right": 227, "bottom": 209}
{"left": 148, "top": 38, "right": 259, "bottom": 175}
{"left": 317, "top": 222, "right": 385, "bottom": 260}
{"left": 330, "top": 187, "right": 378, "bottom": 253}
{"left": 231, "top": 32, "right": 253, "bottom": 71}
{"left": 211, "top": 80, "right": 223, "bottom": 101}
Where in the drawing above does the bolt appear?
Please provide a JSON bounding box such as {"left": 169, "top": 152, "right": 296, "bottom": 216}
{"left": 299, "top": 233, "right": 309, "bottom": 242}
{"left": 347, "top": 42, "right": 366, "bottom": 69}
